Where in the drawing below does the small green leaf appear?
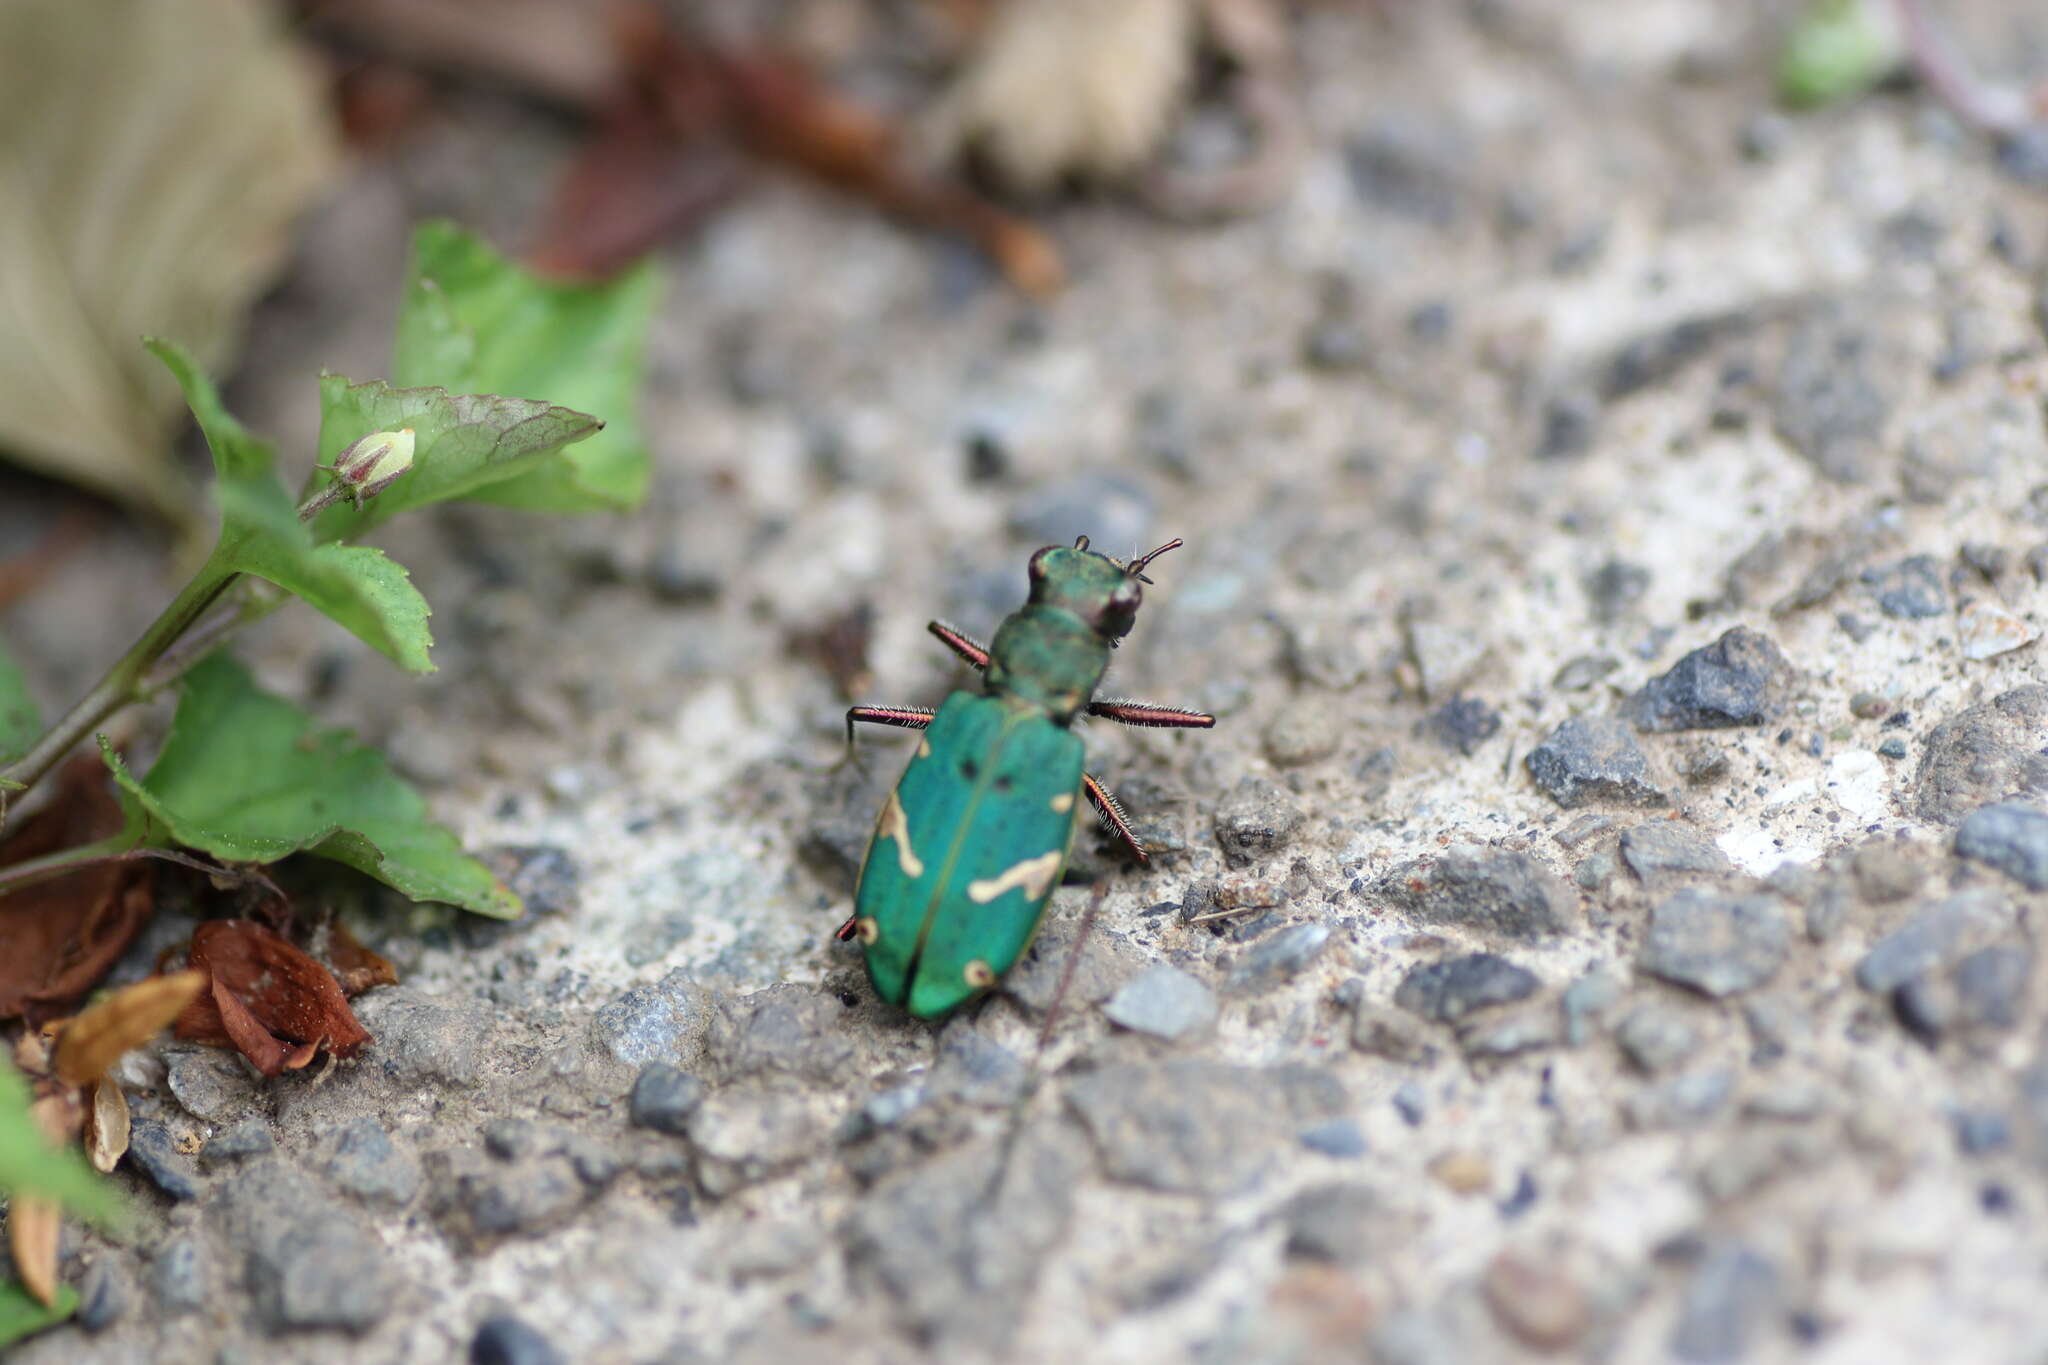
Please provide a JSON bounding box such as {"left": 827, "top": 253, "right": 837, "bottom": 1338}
{"left": 0, "top": 632, "right": 36, "bottom": 766}
{"left": 146, "top": 339, "right": 435, "bottom": 674}
{"left": 0, "top": 1058, "right": 119, "bottom": 1224}
{"left": 0, "top": 1280, "right": 78, "bottom": 1350}
{"left": 392, "top": 220, "right": 659, "bottom": 512}
{"left": 307, "top": 377, "right": 603, "bottom": 540}
{"left": 1778, "top": 0, "right": 1903, "bottom": 108}
{"left": 105, "top": 653, "right": 519, "bottom": 918}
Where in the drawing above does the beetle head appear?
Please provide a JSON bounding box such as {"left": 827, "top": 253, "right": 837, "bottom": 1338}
{"left": 1026, "top": 535, "right": 1182, "bottom": 642}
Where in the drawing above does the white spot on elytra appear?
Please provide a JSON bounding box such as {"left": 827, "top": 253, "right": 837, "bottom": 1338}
{"left": 967, "top": 849, "right": 1064, "bottom": 904}
{"left": 1051, "top": 792, "right": 1075, "bottom": 813}
{"left": 918, "top": 738, "right": 932, "bottom": 759}
{"left": 879, "top": 792, "right": 923, "bottom": 878}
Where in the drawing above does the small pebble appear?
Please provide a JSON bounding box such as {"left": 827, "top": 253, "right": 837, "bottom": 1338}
{"left": 1671, "top": 1244, "right": 1779, "bottom": 1364}
{"left": 1428, "top": 1151, "right": 1492, "bottom": 1194}
{"left": 471, "top": 1315, "right": 569, "bottom": 1365}
{"left": 1955, "top": 803, "right": 2048, "bottom": 889}
{"left": 1392, "top": 1081, "right": 1427, "bottom": 1126}
{"left": 629, "top": 1062, "right": 705, "bottom": 1136}
{"left": 1639, "top": 890, "right": 1789, "bottom": 997}
{"left": 1262, "top": 702, "right": 1342, "bottom": 767}
{"left": 1849, "top": 692, "right": 1890, "bottom": 719}
{"left": 1484, "top": 1251, "right": 1588, "bottom": 1351}
{"left": 1616, "top": 1003, "right": 1702, "bottom": 1074}
{"left": 1351, "top": 1003, "right": 1439, "bottom": 1065}
{"left": 1213, "top": 777, "right": 1307, "bottom": 865}
{"left": 75, "top": 1259, "right": 128, "bottom": 1333}
{"left": 1298, "top": 1119, "right": 1369, "bottom": 1158}
{"left": 125, "top": 1118, "right": 201, "bottom": 1201}
{"left": 483, "top": 1118, "right": 539, "bottom": 1162}
{"left": 1627, "top": 627, "right": 1790, "bottom": 732}
{"left": 1102, "top": 965, "right": 1218, "bottom": 1040}
{"left": 1227, "top": 923, "right": 1331, "bottom": 993}
{"left": 1866, "top": 555, "right": 1947, "bottom": 619}
{"left": 1526, "top": 713, "right": 1665, "bottom": 808}
{"left": 1958, "top": 600, "right": 2037, "bottom": 660}
{"left": 1420, "top": 696, "right": 1502, "bottom": 755}
{"left": 1953, "top": 1109, "right": 2012, "bottom": 1155}
{"left": 1394, "top": 954, "right": 1539, "bottom": 1023}
{"left": 201, "top": 1118, "right": 274, "bottom": 1166}
{"left": 1878, "top": 737, "right": 1908, "bottom": 760}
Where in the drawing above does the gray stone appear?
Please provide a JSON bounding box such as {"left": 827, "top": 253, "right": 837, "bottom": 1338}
{"left": 201, "top": 1118, "right": 274, "bottom": 1166}
{"left": 1381, "top": 846, "right": 1574, "bottom": 941}
{"left": 1457, "top": 1002, "right": 1564, "bottom": 1059}
{"left": 1262, "top": 700, "right": 1342, "bottom": 767}
{"left": 426, "top": 1147, "right": 592, "bottom": 1248}
{"left": 1420, "top": 696, "right": 1502, "bottom": 756}
{"left": 630, "top": 1062, "right": 704, "bottom": 1135}
{"left": 1298, "top": 1118, "right": 1368, "bottom": 1158}
{"left": 1955, "top": 803, "right": 2048, "bottom": 889}
{"left": 1619, "top": 821, "right": 1733, "bottom": 882}
{"left": 1226, "top": 922, "right": 1331, "bottom": 993}
{"left": 1212, "top": 776, "right": 1307, "bottom": 865}
{"left": 1280, "top": 1182, "right": 1382, "bottom": 1264}
{"left": 1640, "top": 890, "right": 1788, "bottom": 997}
{"left": 356, "top": 988, "right": 490, "bottom": 1087}
{"left": 151, "top": 1236, "right": 206, "bottom": 1317}
{"left": 1671, "top": 1243, "right": 1780, "bottom": 1363}
{"left": 1102, "top": 964, "right": 1218, "bottom": 1040}
{"left": 1408, "top": 622, "right": 1491, "bottom": 700}
{"left": 1393, "top": 954, "right": 1539, "bottom": 1023}
{"left": 320, "top": 1117, "right": 421, "bottom": 1207}
{"left": 471, "top": 1315, "right": 568, "bottom": 1365}
{"left": 1584, "top": 559, "right": 1651, "bottom": 623}
{"left": 702, "top": 985, "right": 852, "bottom": 1083}
{"left": 1626, "top": 627, "right": 1791, "bottom": 732}
{"left": 1895, "top": 944, "right": 2032, "bottom": 1042}
{"left": 1856, "top": 891, "right": 2012, "bottom": 992}
{"left": 1554, "top": 655, "right": 1621, "bottom": 691}
{"left": 1615, "top": 1003, "right": 1701, "bottom": 1073}
{"left": 1913, "top": 686, "right": 2048, "bottom": 824}
{"left": 929, "top": 1025, "right": 1028, "bottom": 1105}
{"left": 486, "top": 844, "right": 582, "bottom": 917}
{"left": 214, "top": 1161, "right": 394, "bottom": 1334}
{"left": 845, "top": 1124, "right": 1084, "bottom": 1345}
{"left": 1526, "top": 713, "right": 1666, "bottom": 808}
{"left": 1562, "top": 970, "right": 1624, "bottom": 1046}
{"left": 125, "top": 1117, "right": 200, "bottom": 1201}
{"left": 1864, "top": 555, "right": 1947, "bottom": 619}
{"left": 483, "top": 1117, "right": 539, "bottom": 1160}
{"left": 687, "top": 1086, "right": 830, "bottom": 1197}
{"left": 1004, "top": 921, "right": 1144, "bottom": 1014}
{"left": 164, "top": 1047, "right": 261, "bottom": 1124}
{"left": 1773, "top": 309, "right": 1894, "bottom": 482}
{"left": 591, "top": 968, "right": 708, "bottom": 1068}
{"left": 1350, "top": 1003, "right": 1440, "bottom": 1065}
{"left": 1626, "top": 1068, "right": 1736, "bottom": 1129}
{"left": 75, "top": 1257, "right": 127, "bottom": 1332}
{"left": 1065, "top": 1061, "right": 1347, "bottom": 1196}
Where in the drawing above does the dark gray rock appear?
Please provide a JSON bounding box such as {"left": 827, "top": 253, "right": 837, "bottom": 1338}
{"left": 482, "top": 1117, "right": 539, "bottom": 1161}
{"left": 75, "top": 1257, "right": 127, "bottom": 1332}
{"left": 319, "top": 1117, "right": 421, "bottom": 1207}
{"left": 125, "top": 1118, "right": 201, "bottom": 1201}
{"left": 686, "top": 1087, "right": 831, "bottom": 1197}
{"left": 1065, "top": 1061, "right": 1347, "bottom": 1196}
{"left": 1864, "top": 555, "right": 1947, "bottom": 619}
{"left": 1626, "top": 627, "right": 1790, "bottom": 732}
{"left": 1298, "top": 1119, "right": 1368, "bottom": 1158}
{"left": 1350, "top": 1003, "right": 1440, "bottom": 1065}
{"left": 471, "top": 1315, "right": 568, "bottom": 1365}
{"left": 1895, "top": 944, "right": 2032, "bottom": 1042}
{"left": 201, "top": 1118, "right": 274, "bottom": 1166}
{"left": 1226, "top": 922, "right": 1331, "bottom": 993}
{"left": 1615, "top": 1003, "right": 1701, "bottom": 1073}
{"left": 213, "top": 1161, "right": 394, "bottom": 1334}
{"left": 426, "top": 1147, "right": 592, "bottom": 1249}
{"left": 165, "top": 1047, "right": 261, "bottom": 1125}
{"left": 1620, "top": 822, "right": 1733, "bottom": 882}
{"left": 630, "top": 1062, "right": 704, "bottom": 1135}
{"left": 1212, "top": 776, "right": 1307, "bottom": 865}
{"left": 1671, "top": 1243, "right": 1780, "bottom": 1363}
{"left": 1856, "top": 891, "right": 2012, "bottom": 992}
{"left": 1535, "top": 389, "right": 1599, "bottom": 461}
{"left": 1420, "top": 696, "right": 1502, "bottom": 755}
{"left": 486, "top": 844, "right": 582, "bottom": 917}
{"left": 1526, "top": 714, "right": 1665, "bottom": 808}
{"left": 1381, "top": 846, "right": 1575, "bottom": 941}
{"left": 1913, "top": 686, "right": 2048, "bottom": 824}
{"left": 1639, "top": 890, "right": 1788, "bottom": 997}
{"left": 701, "top": 986, "right": 852, "bottom": 1084}
{"left": 151, "top": 1236, "right": 206, "bottom": 1317}
{"left": 591, "top": 968, "right": 708, "bottom": 1069}
{"left": 356, "top": 988, "right": 489, "bottom": 1088}
{"left": 1393, "top": 954, "right": 1539, "bottom": 1023}
{"left": 1773, "top": 310, "right": 1894, "bottom": 482}
{"left": 1008, "top": 473, "right": 1155, "bottom": 553}
{"left": 1103, "top": 964, "right": 1217, "bottom": 1040}
{"left": 1281, "top": 1183, "right": 1383, "bottom": 1264}
{"left": 1584, "top": 559, "right": 1651, "bottom": 622}
{"left": 1457, "top": 1002, "right": 1564, "bottom": 1059}
{"left": 1955, "top": 803, "right": 2048, "bottom": 889}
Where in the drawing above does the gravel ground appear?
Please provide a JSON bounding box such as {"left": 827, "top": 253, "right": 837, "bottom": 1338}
{"left": 9, "top": 2, "right": 2048, "bottom": 1361}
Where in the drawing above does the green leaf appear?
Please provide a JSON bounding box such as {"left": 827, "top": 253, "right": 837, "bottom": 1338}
{"left": 105, "top": 653, "right": 520, "bottom": 918}
{"left": 306, "top": 376, "right": 603, "bottom": 540}
{"left": 146, "top": 339, "right": 434, "bottom": 674}
{"left": 0, "top": 1279, "right": 78, "bottom": 1350}
{"left": 0, "top": 1057, "right": 119, "bottom": 1224}
{"left": 392, "top": 220, "right": 658, "bottom": 512}
{"left": 0, "top": 632, "right": 35, "bottom": 766}
{"left": 1778, "top": 0, "right": 1903, "bottom": 108}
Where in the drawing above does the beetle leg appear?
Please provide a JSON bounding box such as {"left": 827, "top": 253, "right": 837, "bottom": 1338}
{"left": 1087, "top": 698, "right": 1216, "bottom": 729}
{"left": 844, "top": 704, "right": 936, "bottom": 750}
{"left": 1083, "top": 773, "right": 1149, "bottom": 863}
{"left": 927, "top": 620, "right": 990, "bottom": 670}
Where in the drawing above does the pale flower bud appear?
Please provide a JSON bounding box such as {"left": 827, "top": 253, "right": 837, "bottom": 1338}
{"left": 299, "top": 428, "right": 415, "bottom": 520}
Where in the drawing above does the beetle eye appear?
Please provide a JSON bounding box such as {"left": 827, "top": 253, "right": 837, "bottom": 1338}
{"left": 1111, "top": 582, "right": 1141, "bottom": 611}
{"left": 1027, "top": 546, "right": 1056, "bottom": 582}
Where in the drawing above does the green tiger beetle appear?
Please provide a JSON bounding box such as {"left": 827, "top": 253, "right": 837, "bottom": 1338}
{"left": 838, "top": 535, "right": 1215, "bottom": 1018}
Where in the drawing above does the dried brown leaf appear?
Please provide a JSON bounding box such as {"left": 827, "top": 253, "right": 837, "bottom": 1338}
{"left": 51, "top": 970, "right": 208, "bottom": 1087}
{"left": 174, "top": 920, "right": 370, "bottom": 1076}
{"left": 0, "top": 757, "right": 156, "bottom": 1023}
{"left": 81, "top": 1078, "right": 129, "bottom": 1175}
{"left": 7, "top": 1195, "right": 60, "bottom": 1308}
{"left": 317, "top": 922, "right": 401, "bottom": 997}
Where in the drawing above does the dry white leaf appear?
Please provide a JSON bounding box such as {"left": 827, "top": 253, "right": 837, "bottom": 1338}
{"left": 82, "top": 1078, "right": 131, "bottom": 1175}
{"left": 920, "top": 0, "right": 1196, "bottom": 194}
{"left": 7, "top": 1195, "right": 60, "bottom": 1308}
{"left": 0, "top": 0, "right": 337, "bottom": 524}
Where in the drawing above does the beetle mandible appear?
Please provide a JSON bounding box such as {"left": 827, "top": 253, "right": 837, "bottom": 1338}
{"left": 839, "top": 535, "right": 1215, "bottom": 1017}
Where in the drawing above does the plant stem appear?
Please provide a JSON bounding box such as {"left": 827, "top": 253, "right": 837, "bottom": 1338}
{"left": 0, "top": 564, "right": 240, "bottom": 813}
{"left": 0, "top": 835, "right": 136, "bottom": 896}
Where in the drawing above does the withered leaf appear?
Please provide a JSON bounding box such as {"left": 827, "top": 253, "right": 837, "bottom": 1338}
{"left": 175, "top": 920, "right": 370, "bottom": 1077}
{"left": 7, "top": 1195, "right": 59, "bottom": 1308}
{"left": 0, "top": 757, "right": 155, "bottom": 1023}
{"left": 81, "top": 1078, "right": 129, "bottom": 1175}
{"left": 316, "top": 921, "right": 400, "bottom": 997}
{"left": 51, "top": 970, "right": 207, "bottom": 1088}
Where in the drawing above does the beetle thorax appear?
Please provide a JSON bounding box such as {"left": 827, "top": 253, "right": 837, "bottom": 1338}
{"left": 983, "top": 607, "right": 1110, "bottom": 722}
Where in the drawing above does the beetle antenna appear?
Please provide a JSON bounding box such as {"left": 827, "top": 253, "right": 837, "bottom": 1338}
{"left": 1124, "top": 536, "right": 1183, "bottom": 584}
